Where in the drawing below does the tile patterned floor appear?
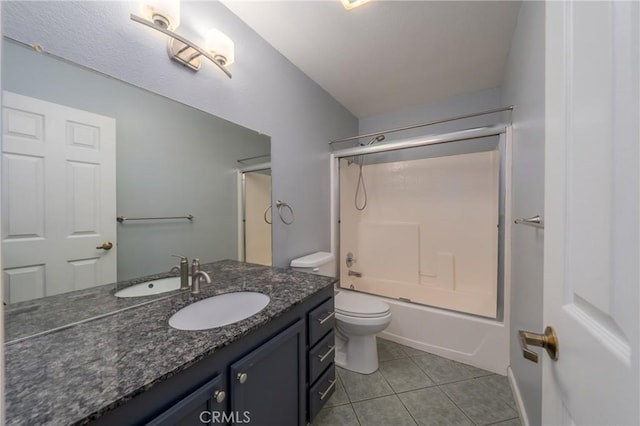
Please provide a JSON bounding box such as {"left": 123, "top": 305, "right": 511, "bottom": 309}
{"left": 313, "top": 338, "right": 522, "bottom": 426}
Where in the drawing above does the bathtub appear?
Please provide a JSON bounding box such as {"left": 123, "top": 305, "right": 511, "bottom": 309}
{"left": 338, "top": 288, "right": 510, "bottom": 375}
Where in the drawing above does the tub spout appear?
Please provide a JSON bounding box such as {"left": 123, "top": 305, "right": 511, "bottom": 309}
{"left": 348, "top": 270, "right": 362, "bottom": 278}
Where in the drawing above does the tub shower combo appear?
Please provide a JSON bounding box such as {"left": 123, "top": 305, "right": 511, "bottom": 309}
{"left": 330, "top": 107, "right": 514, "bottom": 373}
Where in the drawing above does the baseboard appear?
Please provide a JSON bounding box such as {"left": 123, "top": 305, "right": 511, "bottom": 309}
{"left": 507, "top": 366, "right": 530, "bottom": 426}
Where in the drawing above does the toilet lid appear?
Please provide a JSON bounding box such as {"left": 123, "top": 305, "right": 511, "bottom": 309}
{"left": 335, "top": 292, "right": 390, "bottom": 318}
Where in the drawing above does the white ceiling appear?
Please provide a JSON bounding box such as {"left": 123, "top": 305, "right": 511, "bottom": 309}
{"left": 222, "top": 1, "right": 521, "bottom": 118}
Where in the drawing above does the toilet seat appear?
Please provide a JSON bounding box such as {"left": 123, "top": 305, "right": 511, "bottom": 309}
{"left": 335, "top": 292, "right": 390, "bottom": 318}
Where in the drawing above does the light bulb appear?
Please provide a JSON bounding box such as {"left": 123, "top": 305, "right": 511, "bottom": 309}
{"left": 341, "top": 0, "right": 372, "bottom": 10}
{"left": 141, "top": 0, "right": 181, "bottom": 30}
{"left": 205, "top": 28, "right": 234, "bottom": 67}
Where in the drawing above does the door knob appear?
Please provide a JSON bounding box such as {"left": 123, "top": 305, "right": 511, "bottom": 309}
{"left": 96, "top": 242, "right": 113, "bottom": 250}
{"left": 237, "top": 372, "right": 247, "bottom": 384}
{"left": 518, "top": 326, "right": 559, "bottom": 363}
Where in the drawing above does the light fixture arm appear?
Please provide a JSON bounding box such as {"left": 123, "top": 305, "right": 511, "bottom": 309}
{"left": 131, "top": 14, "right": 232, "bottom": 78}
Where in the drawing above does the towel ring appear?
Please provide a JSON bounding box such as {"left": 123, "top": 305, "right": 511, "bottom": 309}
{"left": 263, "top": 205, "right": 272, "bottom": 225}
{"left": 276, "top": 200, "right": 295, "bottom": 225}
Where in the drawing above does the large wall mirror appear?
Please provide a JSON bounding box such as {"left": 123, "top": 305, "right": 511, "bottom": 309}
{"left": 2, "top": 39, "right": 272, "bottom": 341}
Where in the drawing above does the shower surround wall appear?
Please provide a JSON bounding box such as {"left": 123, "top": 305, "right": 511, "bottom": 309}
{"left": 339, "top": 151, "right": 499, "bottom": 318}
{"left": 346, "top": 90, "right": 510, "bottom": 374}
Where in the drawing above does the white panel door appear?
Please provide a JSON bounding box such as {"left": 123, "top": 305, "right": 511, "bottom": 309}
{"left": 2, "top": 92, "right": 116, "bottom": 303}
{"left": 543, "top": 2, "right": 639, "bottom": 425}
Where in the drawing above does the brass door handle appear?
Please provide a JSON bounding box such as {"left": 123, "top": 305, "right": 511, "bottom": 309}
{"left": 518, "top": 326, "right": 559, "bottom": 363}
{"left": 96, "top": 242, "right": 113, "bottom": 250}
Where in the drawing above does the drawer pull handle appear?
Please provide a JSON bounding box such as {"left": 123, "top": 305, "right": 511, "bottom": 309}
{"left": 318, "top": 345, "right": 335, "bottom": 363}
{"left": 318, "top": 311, "right": 335, "bottom": 325}
{"left": 318, "top": 379, "right": 337, "bottom": 400}
{"left": 237, "top": 372, "right": 248, "bottom": 384}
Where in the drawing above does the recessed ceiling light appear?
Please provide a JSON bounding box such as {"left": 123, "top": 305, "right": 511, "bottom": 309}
{"left": 341, "top": 0, "right": 372, "bottom": 10}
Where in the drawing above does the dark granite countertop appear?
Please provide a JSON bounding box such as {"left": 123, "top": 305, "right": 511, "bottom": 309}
{"left": 4, "top": 260, "right": 336, "bottom": 426}
{"left": 5, "top": 271, "right": 187, "bottom": 343}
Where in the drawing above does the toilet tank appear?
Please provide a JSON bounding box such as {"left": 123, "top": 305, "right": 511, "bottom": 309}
{"left": 290, "top": 252, "right": 335, "bottom": 278}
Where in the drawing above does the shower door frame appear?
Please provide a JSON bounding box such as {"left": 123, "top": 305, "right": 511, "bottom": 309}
{"left": 329, "top": 124, "right": 513, "bottom": 321}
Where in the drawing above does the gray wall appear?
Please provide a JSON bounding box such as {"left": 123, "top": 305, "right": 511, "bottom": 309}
{"left": 3, "top": 41, "right": 270, "bottom": 280}
{"left": 357, "top": 87, "right": 502, "bottom": 144}
{"left": 2, "top": 1, "right": 358, "bottom": 268}
{"left": 500, "top": 3, "right": 545, "bottom": 425}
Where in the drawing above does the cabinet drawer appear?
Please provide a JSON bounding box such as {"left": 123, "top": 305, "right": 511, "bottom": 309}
{"left": 309, "top": 331, "right": 335, "bottom": 384}
{"left": 308, "top": 364, "right": 336, "bottom": 422}
{"left": 308, "top": 298, "right": 334, "bottom": 346}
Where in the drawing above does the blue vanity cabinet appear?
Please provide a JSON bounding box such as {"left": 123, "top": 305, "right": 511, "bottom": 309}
{"left": 91, "top": 286, "right": 334, "bottom": 426}
{"left": 230, "top": 320, "right": 305, "bottom": 426}
{"left": 148, "top": 374, "right": 228, "bottom": 426}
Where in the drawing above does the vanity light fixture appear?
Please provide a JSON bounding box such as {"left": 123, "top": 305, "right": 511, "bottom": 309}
{"left": 131, "top": 0, "right": 233, "bottom": 78}
{"left": 341, "top": 0, "right": 372, "bottom": 10}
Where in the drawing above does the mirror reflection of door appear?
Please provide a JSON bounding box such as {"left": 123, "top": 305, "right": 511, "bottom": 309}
{"left": 242, "top": 169, "right": 272, "bottom": 266}
{"left": 2, "top": 92, "right": 117, "bottom": 303}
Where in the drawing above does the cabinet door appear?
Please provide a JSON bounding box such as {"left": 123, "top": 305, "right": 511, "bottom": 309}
{"left": 148, "top": 374, "right": 227, "bottom": 426}
{"left": 230, "top": 320, "right": 304, "bottom": 426}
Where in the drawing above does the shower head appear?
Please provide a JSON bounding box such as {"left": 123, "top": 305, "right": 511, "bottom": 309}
{"left": 360, "top": 134, "right": 385, "bottom": 146}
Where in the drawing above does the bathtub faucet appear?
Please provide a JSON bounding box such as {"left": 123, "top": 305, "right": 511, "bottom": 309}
{"left": 348, "top": 270, "right": 362, "bottom": 278}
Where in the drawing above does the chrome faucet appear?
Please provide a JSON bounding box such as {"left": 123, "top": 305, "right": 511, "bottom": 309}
{"left": 170, "top": 255, "right": 190, "bottom": 290}
{"left": 190, "top": 258, "right": 211, "bottom": 295}
{"left": 348, "top": 270, "right": 363, "bottom": 278}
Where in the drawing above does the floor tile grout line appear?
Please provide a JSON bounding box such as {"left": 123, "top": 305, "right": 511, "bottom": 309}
{"left": 348, "top": 391, "right": 407, "bottom": 404}
{"left": 320, "top": 339, "right": 517, "bottom": 426}
{"left": 436, "top": 382, "right": 478, "bottom": 426}
{"left": 324, "top": 401, "right": 351, "bottom": 408}
{"left": 373, "top": 357, "right": 400, "bottom": 396}
{"left": 405, "top": 353, "right": 442, "bottom": 382}
{"left": 336, "top": 374, "right": 353, "bottom": 405}
{"left": 432, "top": 373, "right": 501, "bottom": 387}
{"left": 438, "top": 380, "right": 521, "bottom": 426}
{"left": 349, "top": 401, "right": 363, "bottom": 426}
{"left": 347, "top": 390, "right": 396, "bottom": 404}
{"left": 405, "top": 353, "right": 438, "bottom": 385}
{"left": 484, "top": 416, "right": 521, "bottom": 426}
{"left": 394, "top": 390, "right": 423, "bottom": 426}
{"left": 352, "top": 393, "right": 418, "bottom": 426}
{"left": 472, "top": 375, "right": 521, "bottom": 418}
{"left": 377, "top": 358, "right": 433, "bottom": 394}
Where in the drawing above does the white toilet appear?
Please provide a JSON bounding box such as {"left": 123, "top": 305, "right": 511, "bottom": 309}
{"left": 290, "top": 251, "right": 392, "bottom": 375}
{"left": 334, "top": 291, "right": 392, "bottom": 374}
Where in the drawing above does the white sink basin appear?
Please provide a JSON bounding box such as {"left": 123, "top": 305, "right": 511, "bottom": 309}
{"left": 115, "top": 276, "right": 183, "bottom": 298}
{"left": 169, "top": 292, "right": 270, "bottom": 331}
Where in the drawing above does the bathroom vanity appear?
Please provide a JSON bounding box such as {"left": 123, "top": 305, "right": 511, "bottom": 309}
{"left": 4, "top": 260, "right": 336, "bottom": 425}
